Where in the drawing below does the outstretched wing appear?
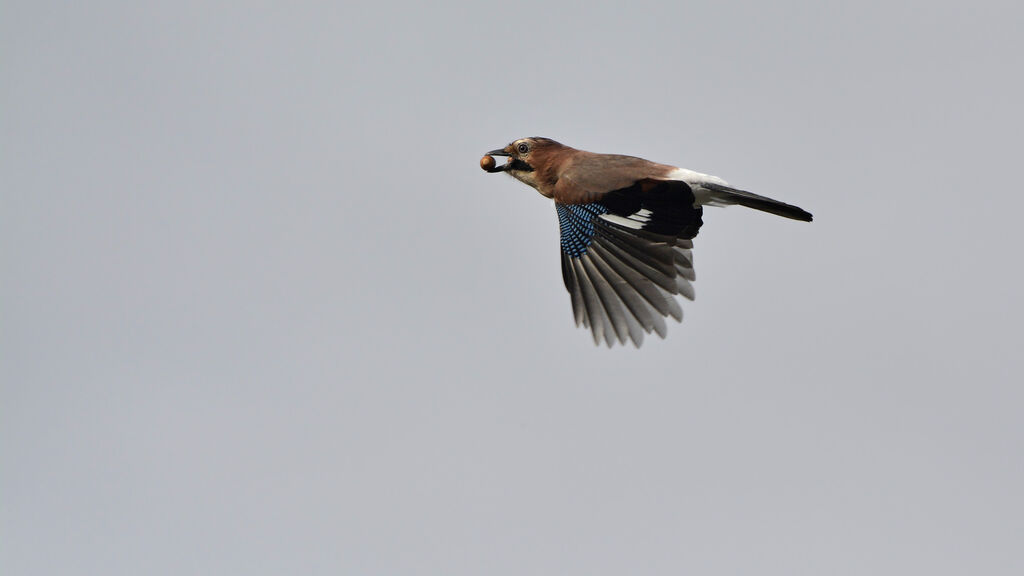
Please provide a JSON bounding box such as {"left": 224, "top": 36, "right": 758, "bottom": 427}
{"left": 556, "top": 178, "right": 702, "bottom": 347}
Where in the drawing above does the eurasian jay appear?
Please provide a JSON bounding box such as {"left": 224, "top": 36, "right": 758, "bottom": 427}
{"left": 482, "top": 137, "right": 812, "bottom": 348}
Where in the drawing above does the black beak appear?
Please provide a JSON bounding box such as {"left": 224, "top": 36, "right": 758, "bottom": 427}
{"left": 487, "top": 148, "right": 511, "bottom": 157}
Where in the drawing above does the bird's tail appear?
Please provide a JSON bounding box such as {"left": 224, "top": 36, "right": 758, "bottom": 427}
{"left": 701, "top": 182, "right": 813, "bottom": 222}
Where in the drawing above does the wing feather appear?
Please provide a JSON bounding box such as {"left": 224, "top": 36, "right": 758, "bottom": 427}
{"left": 556, "top": 178, "right": 702, "bottom": 346}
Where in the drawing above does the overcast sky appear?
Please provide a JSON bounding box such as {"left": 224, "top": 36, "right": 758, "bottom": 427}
{"left": 3, "top": 1, "right": 1023, "bottom": 574}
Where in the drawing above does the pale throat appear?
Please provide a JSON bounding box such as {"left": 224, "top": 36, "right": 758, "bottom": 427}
{"left": 509, "top": 169, "right": 539, "bottom": 190}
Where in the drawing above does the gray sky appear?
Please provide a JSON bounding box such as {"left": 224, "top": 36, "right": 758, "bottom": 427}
{"left": 3, "top": 1, "right": 1023, "bottom": 574}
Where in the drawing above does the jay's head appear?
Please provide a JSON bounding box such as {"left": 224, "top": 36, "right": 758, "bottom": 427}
{"left": 487, "top": 137, "right": 566, "bottom": 189}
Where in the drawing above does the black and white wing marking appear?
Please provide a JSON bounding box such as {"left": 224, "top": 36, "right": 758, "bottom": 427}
{"left": 556, "top": 179, "right": 703, "bottom": 347}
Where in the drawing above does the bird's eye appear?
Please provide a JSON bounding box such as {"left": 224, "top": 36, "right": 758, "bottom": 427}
{"left": 517, "top": 142, "right": 529, "bottom": 154}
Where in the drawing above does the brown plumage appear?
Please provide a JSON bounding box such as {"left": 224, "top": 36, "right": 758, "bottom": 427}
{"left": 484, "top": 137, "right": 812, "bottom": 347}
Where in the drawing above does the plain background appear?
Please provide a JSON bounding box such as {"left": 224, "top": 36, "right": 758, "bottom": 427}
{"left": 3, "top": 1, "right": 1023, "bottom": 574}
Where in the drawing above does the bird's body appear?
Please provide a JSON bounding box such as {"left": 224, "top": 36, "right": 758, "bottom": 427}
{"left": 483, "top": 137, "right": 812, "bottom": 347}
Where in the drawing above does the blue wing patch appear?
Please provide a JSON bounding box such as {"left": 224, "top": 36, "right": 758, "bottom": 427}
{"left": 555, "top": 202, "right": 609, "bottom": 258}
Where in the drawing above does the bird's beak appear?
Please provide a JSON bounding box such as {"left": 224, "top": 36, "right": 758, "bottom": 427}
{"left": 481, "top": 145, "right": 512, "bottom": 173}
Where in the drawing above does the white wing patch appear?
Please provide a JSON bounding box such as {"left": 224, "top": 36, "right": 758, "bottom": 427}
{"left": 598, "top": 208, "right": 653, "bottom": 230}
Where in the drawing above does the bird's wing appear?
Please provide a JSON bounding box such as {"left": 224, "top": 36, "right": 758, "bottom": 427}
{"left": 555, "top": 178, "right": 702, "bottom": 348}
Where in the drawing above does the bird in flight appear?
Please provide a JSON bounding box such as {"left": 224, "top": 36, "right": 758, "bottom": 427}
{"left": 481, "top": 137, "right": 812, "bottom": 347}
